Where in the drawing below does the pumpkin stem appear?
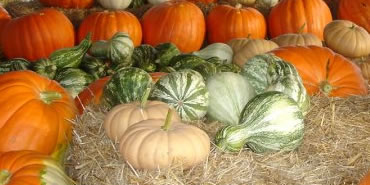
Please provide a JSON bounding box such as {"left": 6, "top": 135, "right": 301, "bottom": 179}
{"left": 0, "top": 170, "right": 11, "bottom": 185}
{"left": 40, "top": 91, "right": 62, "bottom": 104}
{"left": 235, "top": 3, "right": 242, "bottom": 9}
{"left": 297, "top": 23, "right": 306, "bottom": 33}
{"left": 319, "top": 80, "right": 333, "bottom": 95}
{"left": 161, "top": 108, "right": 174, "bottom": 131}
{"left": 350, "top": 24, "right": 356, "bottom": 29}
{"left": 140, "top": 87, "right": 152, "bottom": 108}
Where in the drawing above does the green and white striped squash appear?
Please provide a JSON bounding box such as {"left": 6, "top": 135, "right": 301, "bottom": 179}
{"left": 50, "top": 33, "right": 92, "bottom": 69}
{"left": 193, "top": 61, "right": 218, "bottom": 80}
{"left": 80, "top": 55, "right": 108, "bottom": 80}
{"left": 33, "top": 58, "right": 57, "bottom": 79}
{"left": 206, "top": 72, "right": 256, "bottom": 125}
{"left": 170, "top": 54, "right": 206, "bottom": 70}
{"left": 103, "top": 67, "right": 153, "bottom": 109}
{"left": 0, "top": 58, "right": 31, "bottom": 75}
{"left": 216, "top": 63, "right": 242, "bottom": 73}
{"left": 242, "top": 54, "right": 310, "bottom": 115}
{"left": 151, "top": 69, "right": 209, "bottom": 121}
{"left": 54, "top": 68, "right": 95, "bottom": 98}
{"left": 132, "top": 44, "right": 157, "bottom": 72}
{"left": 193, "top": 43, "right": 233, "bottom": 64}
{"left": 155, "top": 42, "right": 180, "bottom": 67}
{"left": 215, "top": 91, "right": 304, "bottom": 153}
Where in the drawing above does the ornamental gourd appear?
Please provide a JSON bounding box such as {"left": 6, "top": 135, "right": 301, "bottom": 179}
{"left": 142, "top": 1, "right": 206, "bottom": 53}
{"left": 206, "top": 4, "right": 266, "bottom": 44}
{"left": 98, "top": 0, "right": 132, "bottom": 9}
{"left": 268, "top": 0, "right": 332, "bottom": 40}
{"left": 1, "top": 8, "right": 75, "bottom": 61}
{"left": 271, "top": 45, "right": 368, "bottom": 97}
{"left": 338, "top": 0, "right": 370, "bottom": 33}
{"left": 0, "top": 71, "right": 77, "bottom": 160}
{"left": 78, "top": 10, "right": 142, "bottom": 46}
{"left": 119, "top": 109, "right": 210, "bottom": 170}
{"left": 39, "top": 0, "right": 94, "bottom": 8}
{"left": 324, "top": 20, "right": 370, "bottom": 58}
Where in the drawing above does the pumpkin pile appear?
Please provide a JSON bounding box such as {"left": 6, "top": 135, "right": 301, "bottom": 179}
{"left": 0, "top": 0, "right": 369, "bottom": 184}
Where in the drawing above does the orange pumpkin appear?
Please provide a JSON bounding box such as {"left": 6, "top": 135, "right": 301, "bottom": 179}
{"left": 142, "top": 1, "right": 206, "bottom": 53}
{"left": 268, "top": 0, "right": 332, "bottom": 40}
{"left": 271, "top": 45, "right": 368, "bottom": 97}
{"left": 78, "top": 10, "right": 142, "bottom": 46}
{"left": 187, "top": 0, "right": 216, "bottom": 4}
{"left": 39, "top": 0, "right": 94, "bottom": 8}
{"left": 338, "top": 0, "right": 370, "bottom": 33}
{"left": 0, "top": 6, "right": 10, "bottom": 52}
{"left": 0, "top": 71, "right": 77, "bottom": 160}
{"left": 359, "top": 171, "right": 370, "bottom": 185}
{"left": 1, "top": 8, "right": 75, "bottom": 61}
{"left": 206, "top": 4, "right": 266, "bottom": 43}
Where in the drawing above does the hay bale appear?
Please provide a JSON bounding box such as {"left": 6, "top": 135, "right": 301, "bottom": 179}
{"left": 66, "top": 95, "right": 370, "bottom": 185}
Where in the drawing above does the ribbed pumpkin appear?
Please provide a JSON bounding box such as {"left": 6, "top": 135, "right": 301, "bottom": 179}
{"left": 78, "top": 10, "right": 142, "bottom": 46}
{"left": 0, "top": 71, "right": 77, "bottom": 160}
{"left": 359, "top": 59, "right": 370, "bottom": 84}
{"left": 1, "top": 8, "right": 75, "bottom": 61}
{"left": 39, "top": 0, "right": 94, "bottom": 8}
{"left": 206, "top": 4, "right": 266, "bottom": 43}
{"left": 0, "top": 6, "right": 10, "bottom": 52}
{"left": 141, "top": 1, "right": 206, "bottom": 53}
{"left": 187, "top": 0, "right": 216, "bottom": 4}
{"left": 268, "top": 0, "right": 332, "bottom": 40}
{"left": 338, "top": 0, "right": 370, "bottom": 33}
{"left": 271, "top": 33, "right": 323, "bottom": 47}
{"left": 271, "top": 46, "right": 368, "bottom": 97}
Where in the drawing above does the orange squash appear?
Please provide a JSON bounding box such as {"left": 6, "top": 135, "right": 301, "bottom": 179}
{"left": 0, "top": 71, "right": 77, "bottom": 160}
{"left": 271, "top": 45, "right": 368, "bottom": 97}
{"left": 39, "top": 0, "right": 94, "bottom": 8}
{"left": 338, "top": 0, "right": 370, "bottom": 33}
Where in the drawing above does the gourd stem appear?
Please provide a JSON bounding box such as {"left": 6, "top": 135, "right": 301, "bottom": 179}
{"left": 297, "top": 23, "right": 306, "bottom": 33}
{"left": 0, "top": 170, "right": 11, "bottom": 185}
{"left": 235, "top": 3, "right": 242, "bottom": 9}
{"left": 319, "top": 81, "right": 333, "bottom": 95}
{"left": 161, "top": 109, "right": 174, "bottom": 131}
{"left": 140, "top": 87, "right": 152, "bottom": 108}
{"left": 40, "top": 91, "right": 62, "bottom": 104}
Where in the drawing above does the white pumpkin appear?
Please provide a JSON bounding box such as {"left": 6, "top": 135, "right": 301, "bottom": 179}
{"left": 98, "top": 0, "right": 132, "bottom": 9}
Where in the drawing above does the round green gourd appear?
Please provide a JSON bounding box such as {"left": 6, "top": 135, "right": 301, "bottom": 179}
{"left": 132, "top": 44, "right": 157, "bottom": 72}
{"left": 33, "top": 58, "right": 57, "bottom": 79}
{"left": 155, "top": 42, "right": 181, "bottom": 67}
{"left": 215, "top": 91, "right": 304, "bottom": 153}
{"left": 54, "top": 68, "right": 95, "bottom": 98}
{"left": 80, "top": 55, "right": 109, "bottom": 80}
{"left": 206, "top": 72, "right": 256, "bottom": 125}
{"left": 151, "top": 69, "right": 209, "bottom": 121}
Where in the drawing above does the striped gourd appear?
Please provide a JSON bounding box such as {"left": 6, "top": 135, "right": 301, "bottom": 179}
{"left": 103, "top": 67, "right": 153, "bottom": 109}
{"left": 242, "top": 54, "right": 310, "bottom": 115}
{"left": 155, "top": 42, "right": 180, "bottom": 67}
{"left": 33, "top": 58, "right": 57, "bottom": 79}
{"left": 206, "top": 72, "right": 256, "bottom": 125}
{"left": 151, "top": 69, "right": 209, "bottom": 121}
{"left": 215, "top": 91, "right": 304, "bottom": 153}
{"left": 80, "top": 55, "right": 108, "bottom": 80}
{"left": 54, "top": 68, "right": 95, "bottom": 98}
{"left": 132, "top": 44, "right": 157, "bottom": 72}
{"left": 0, "top": 58, "right": 31, "bottom": 75}
{"left": 170, "top": 54, "right": 206, "bottom": 70}
{"left": 50, "top": 33, "right": 92, "bottom": 69}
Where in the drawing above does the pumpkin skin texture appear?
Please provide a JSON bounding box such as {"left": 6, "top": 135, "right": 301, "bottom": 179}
{"left": 0, "top": 71, "right": 77, "bottom": 160}
{"left": 0, "top": 151, "right": 74, "bottom": 185}
{"left": 359, "top": 59, "right": 370, "bottom": 84}
{"left": 206, "top": 4, "right": 267, "bottom": 44}
{"left": 324, "top": 20, "right": 370, "bottom": 58}
{"left": 359, "top": 171, "right": 370, "bottom": 185}
{"left": 39, "top": 0, "right": 94, "bottom": 8}
{"left": 0, "top": 6, "right": 10, "bottom": 53}
{"left": 271, "top": 33, "right": 323, "bottom": 47}
{"left": 78, "top": 10, "right": 142, "bottom": 46}
{"left": 1, "top": 8, "right": 75, "bottom": 62}
{"left": 98, "top": 0, "right": 132, "bottom": 9}
{"left": 119, "top": 113, "right": 210, "bottom": 170}
{"left": 338, "top": 0, "right": 370, "bottom": 33}
{"left": 141, "top": 1, "right": 206, "bottom": 53}
{"left": 271, "top": 45, "right": 368, "bottom": 97}
{"left": 268, "top": 0, "right": 332, "bottom": 40}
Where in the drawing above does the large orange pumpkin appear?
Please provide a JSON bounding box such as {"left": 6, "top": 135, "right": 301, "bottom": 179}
{"left": 338, "top": 0, "right": 370, "bottom": 33}
{"left": 78, "top": 10, "right": 142, "bottom": 46}
{"left": 141, "top": 1, "right": 206, "bottom": 53}
{"left": 0, "top": 71, "right": 77, "bottom": 160}
{"left": 271, "top": 45, "right": 368, "bottom": 97}
{"left": 1, "top": 8, "right": 75, "bottom": 62}
{"left": 206, "top": 4, "right": 266, "bottom": 43}
{"left": 39, "top": 0, "right": 94, "bottom": 8}
{"left": 0, "top": 6, "right": 10, "bottom": 52}
{"left": 268, "top": 0, "right": 332, "bottom": 40}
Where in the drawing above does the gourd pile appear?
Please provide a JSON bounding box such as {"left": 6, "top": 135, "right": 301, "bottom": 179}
{"left": 0, "top": 0, "right": 369, "bottom": 184}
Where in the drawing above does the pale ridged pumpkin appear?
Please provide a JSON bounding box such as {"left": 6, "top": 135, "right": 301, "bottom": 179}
{"left": 141, "top": 1, "right": 206, "bottom": 53}
{"left": 0, "top": 71, "right": 77, "bottom": 160}
{"left": 206, "top": 4, "right": 266, "bottom": 44}
{"left": 39, "top": 0, "right": 94, "bottom": 8}
{"left": 271, "top": 45, "right": 368, "bottom": 97}
{"left": 271, "top": 33, "right": 323, "bottom": 47}
{"left": 1, "top": 8, "right": 75, "bottom": 61}
{"left": 338, "top": 0, "right": 370, "bottom": 33}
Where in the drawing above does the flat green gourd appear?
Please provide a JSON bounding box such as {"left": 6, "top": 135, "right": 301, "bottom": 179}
{"left": 151, "top": 69, "right": 209, "bottom": 121}
{"left": 50, "top": 33, "right": 92, "bottom": 69}
{"left": 215, "top": 91, "right": 304, "bottom": 153}
{"left": 206, "top": 72, "right": 256, "bottom": 125}
{"left": 103, "top": 67, "right": 153, "bottom": 109}
{"left": 155, "top": 42, "right": 181, "bottom": 67}
{"left": 33, "top": 58, "right": 57, "bottom": 79}
{"left": 170, "top": 54, "right": 206, "bottom": 70}
{"left": 80, "top": 55, "right": 108, "bottom": 80}
{"left": 193, "top": 43, "right": 233, "bottom": 64}
{"left": 54, "top": 68, "right": 94, "bottom": 98}
{"left": 132, "top": 44, "right": 157, "bottom": 72}
{"left": 242, "top": 54, "right": 310, "bottom": 115}
{"left": 0, "top": 58, "right": 31, "bottom": 74}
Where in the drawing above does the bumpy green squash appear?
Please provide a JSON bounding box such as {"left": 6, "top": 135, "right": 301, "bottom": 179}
{"left": 170, "top": 54, "right": 206, "bottom": 70}
{"left": 80, "top": 55, "right": 108, "bottom": 80}
{"left": 132, "top": 44, "right": 157, "bottom": 72}
{"left": 215, "top": 91, "right": 304, "bottom": 153}
{"left": 206, "top": 72, "right": 256, "bottom": 125}
{"left": 54, "top": 68, "right": 95, "bottom": 98}
{"left": 0, "top": 58, "right": 32, "bottom": 74}
{"left": 242, "top": 54, "right": 310, "bottom": 115}
{"left": 155, "top": 42, "right": 181, "bottom": 67}
{"left": 33, "top": 58, "right": 57, "bottom": 79}
{"left": 151, "top": 69, "right": 209, "bottom": 121}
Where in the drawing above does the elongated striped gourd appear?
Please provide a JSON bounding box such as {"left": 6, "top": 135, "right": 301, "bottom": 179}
{"left": 150, "top": 69, "right": 209, "bottom": 121}
{"left": 242, "top": 54, "right": 310, "bottom": 115}
{"left": 215, "top": 91, "right": 304, "bottom": 153}
{"left": 0, "top": 58, "right": 31, "bottom": 75}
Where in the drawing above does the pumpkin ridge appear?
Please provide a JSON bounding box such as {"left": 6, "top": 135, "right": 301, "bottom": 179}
{"left": 135, "top": 129, "right": 159, "bottom": 168}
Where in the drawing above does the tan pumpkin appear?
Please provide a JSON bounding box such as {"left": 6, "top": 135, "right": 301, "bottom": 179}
{"left": 119, "top": 109, "right": 210, "bottom": 170}
{"left": 227, "top": 38, "right": 279, "bottom": 67}
{"left": 271, "top": 33, "right": 323, "bottom": 47}
{"left": 104, "top": 88, "right": 181, "bottom": 141}
{"left": 324, "top": 20, "right": 370, "bottom": 58}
